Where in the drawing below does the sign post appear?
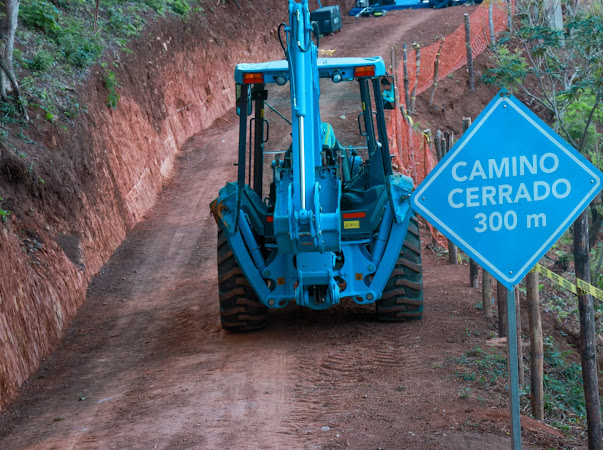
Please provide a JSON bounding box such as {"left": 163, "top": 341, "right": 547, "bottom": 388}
{"left": 506, "top": 289, "right": 521, "bottom": 448}
{"left": 411, "top": 91, "right": 602, "bottom": 449}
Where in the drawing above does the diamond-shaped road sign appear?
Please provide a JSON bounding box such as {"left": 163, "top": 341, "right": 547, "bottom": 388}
{"left": 411, "top": 91, "right": 602, "bottom": 289}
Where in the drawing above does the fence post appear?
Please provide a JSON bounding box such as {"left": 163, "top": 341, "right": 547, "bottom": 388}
{"left": 403, "top": 43, "right": 410, "bottom": 112}
{"left": 409, "top": 42, "right": 421, "bottom": 114}
{"left": 443, "top": 131, "right": 457, "bottom": 265}
{"left": 429, "top": 37, "right": 445, "bottom": 108}
{"left": 515, "top": 285, "right": 525, "bottom": 385}
{"left": 526, "top": 270, "right": 544, "bottom": 420}
{"left": 434, "top": 129, "right": 442, "bottom": 162}
{"left": 391, "top": 45, "right": 399, "bottom": 108}
{"left": 464, "top": 14, "right": 475, "bottom": 93}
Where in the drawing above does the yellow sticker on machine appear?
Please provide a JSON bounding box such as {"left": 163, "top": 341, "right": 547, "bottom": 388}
{"left": 344, "top": 220, "right": 360, "bottom": 229}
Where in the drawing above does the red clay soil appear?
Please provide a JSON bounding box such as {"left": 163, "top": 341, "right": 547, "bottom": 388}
{"left": 0, "top": 4, "right": 587, "bottom": 449}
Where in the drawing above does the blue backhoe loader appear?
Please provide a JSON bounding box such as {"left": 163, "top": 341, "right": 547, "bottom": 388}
{"left": 210, "top": 0, "right": 423, "bottom": 331}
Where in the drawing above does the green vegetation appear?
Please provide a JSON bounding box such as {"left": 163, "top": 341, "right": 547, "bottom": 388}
{"left": 7, "top": 0, "right": 203, "bottom": 127}
{"left": 0, "top": 196, "right": 11, "bottom": 222}
{"left": 102, "top": 67, "right": 120, "bottom": 110}
{"left": 451, "top": 340, "right": 602, "bottom": 431}
{"left": 482, "top": 4, "right": 602, "bottom": 166}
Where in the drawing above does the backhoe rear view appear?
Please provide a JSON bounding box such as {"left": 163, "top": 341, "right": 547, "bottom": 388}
{"left": 210, "top": 0, "right": 423, "bottom": 331}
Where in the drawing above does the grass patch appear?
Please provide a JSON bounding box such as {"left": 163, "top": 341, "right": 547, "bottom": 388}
{"left": 450, "top": 339, "right": 601, "bottom": 433}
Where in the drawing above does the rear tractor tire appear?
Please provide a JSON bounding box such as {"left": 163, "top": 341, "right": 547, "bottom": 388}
{"left": 217, "top": 230, "right": 268, "bottom": 332}
{"left": 376, "top": 216, "right": 424, "bottom": 321}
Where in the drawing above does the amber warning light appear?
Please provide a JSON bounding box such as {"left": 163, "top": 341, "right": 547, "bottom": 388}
{"left": 353, "top": 66, "right": 375, "bottom": 78}
{"left": 243, "top": 72, "right": 264, "bottom": 84}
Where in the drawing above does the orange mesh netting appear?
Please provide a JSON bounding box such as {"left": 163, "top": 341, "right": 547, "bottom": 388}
{"left": 387, "top": 0, "right": 512, "bottom": 246}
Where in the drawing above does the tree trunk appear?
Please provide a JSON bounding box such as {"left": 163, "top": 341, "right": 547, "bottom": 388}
{"left": 497, "top": 281, "right": 508, "bottom": 337}
{"left": 515, "top": 285, "right": 524, "bottom": 386}
{"left": 589, "top": 201, "right": 602, "bottom": 250}
{"left": 574, "top": 210, "right": 602, "bottom": 450}
{"left": 464, "top": 14, "right": 475, "bottom": 93}
{"left": 526, "top": 270, "right": 544, "bottom": 420}
{"left": 93, "top": 0, "right": 101, "bottom": 33}
{"left": 0, "top": 0, "right": 20, "bottom": 98}
{"left": 482, "top": 270, "right": 492, "bottom": 317}
{"left": 488, "top": 3, "right": 495, "bottom": 44}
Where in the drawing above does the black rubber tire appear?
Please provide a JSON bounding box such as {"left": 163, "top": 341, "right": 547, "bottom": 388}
{"left": 218, "top": 229, "right": 269, "bottom": 332}
{"left": 376, "top": 216, "right": 424, "bottom": 321}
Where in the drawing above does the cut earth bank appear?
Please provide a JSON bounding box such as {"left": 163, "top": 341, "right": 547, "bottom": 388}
{"left": 0, "top": 0, "right": 355, "bottom": 407}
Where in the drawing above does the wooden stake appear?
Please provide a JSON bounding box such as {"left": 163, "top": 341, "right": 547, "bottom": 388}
{"left": 515, "top": 285, "right": 525, "bottom": 386}
{"left": 461, "top": 117, "right": 479, "bottom": 287}
{"left": 409, "top": 42, "right": 421, "bottom": 114}
{"left": 445, "top": 131, "right": 454, "bottom": 156}
{"left": 429, "top": 37, "right": 445, "bottom": 108}
{"left": 526, "top": 270, "right": 544, "bottom": 420}
{"left": 464, "top": 14, "right": 475, "bottom": 93}
{"left": 574, "top": 210, "right": 602, "bottom": 449}
{"left": 497, "top": 281, "right": 508, "bottom": 337}
{"left": 402, "top": 44, "right": 410, "bottom": 112}
{"left": 434, "top": 129, "right": 443, "bottom": 162}
{"left": 482, "top": 270, "right": 492, "bottom": 318}
{"left": 443, "top": 131, "right": 457, "bottom": 265}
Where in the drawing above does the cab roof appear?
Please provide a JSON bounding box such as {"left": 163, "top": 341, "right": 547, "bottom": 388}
{"left": 234, "top": 56, "right": 386, "bottom": 84}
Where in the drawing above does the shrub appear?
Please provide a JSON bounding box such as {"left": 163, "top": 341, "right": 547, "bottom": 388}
{"left": 107, "top": 7, "right": 146, "bottom": 37}
{"left": 168, "top": 0, "right": 190, "bottom": 15}
{"left": 28, "top": 50, "right": 55, "bottom": 72}
{"left": 19, "top": 0, "right": 61, "bottom": 34}
{"left": 103, "top": 70, "right": 120, "bottom": 109}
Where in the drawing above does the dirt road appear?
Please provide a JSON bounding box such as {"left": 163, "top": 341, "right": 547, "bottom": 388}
{"left": 0, "top": 7, "right": 571, "bottom": 449}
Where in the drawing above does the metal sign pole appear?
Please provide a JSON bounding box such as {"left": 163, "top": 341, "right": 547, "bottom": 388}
{"left": 506, "top": 287, "right": 522, "bottom": 449}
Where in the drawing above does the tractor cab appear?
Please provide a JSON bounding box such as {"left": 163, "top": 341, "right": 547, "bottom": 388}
{"left": 233, "top": 57, "right": 398, "bottom": 243}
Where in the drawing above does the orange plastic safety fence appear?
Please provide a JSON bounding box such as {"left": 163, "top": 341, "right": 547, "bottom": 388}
{"left": 387, "top": 0, "right": 513, "bottom": 247}
{"left": 400, "top": 1, "right": 510, "bottom": 99}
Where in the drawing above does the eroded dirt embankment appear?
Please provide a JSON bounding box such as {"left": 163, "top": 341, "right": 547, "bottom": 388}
{"left": 0, "top": 0, "right": 354, "bottom": 407}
